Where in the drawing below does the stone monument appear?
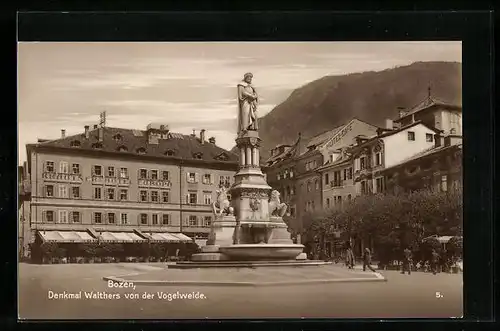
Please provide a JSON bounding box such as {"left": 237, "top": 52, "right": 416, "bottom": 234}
{"left": 190, "top": 73, "right": 305, "bottom": 262}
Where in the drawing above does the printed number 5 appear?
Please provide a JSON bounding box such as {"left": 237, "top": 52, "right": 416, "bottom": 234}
{"left": 436, "top": 292, "right": 443, "bottom": 298}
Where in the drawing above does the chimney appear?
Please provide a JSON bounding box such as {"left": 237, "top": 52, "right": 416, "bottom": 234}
{"left": 397, "top": 107, "right": 406, "bottom": 118}
{"left": 84, "top": 125, "right": 90, "bottom": 139}
{"left": 191, "top": 129, "right": 196, "bottom": 137}
{"left": 208, "top": 137, "right": 216, "bottom": 144}
{"left": 93, "top": 124, "right": 98, "bottom": 130}
{"left": 61, "top": 129, "right": 66, "bottom": 138}
{"left": 98, "top": 127, "right": 104, "bottom": 142}
{"left": 385, "top": 119, "right": 393, "bottom": 130}
{"left": 148, "top": 132, "right": 159, "bottom": 145}
{"left": 200, "top": 129, "right": 206, "bottom": 144}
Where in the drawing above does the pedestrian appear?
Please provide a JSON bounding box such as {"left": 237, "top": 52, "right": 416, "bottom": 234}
{"left": 401, "top": 247, "right": 413, "bottom": 275}
{"left": 431, "top": 249, "right": 440, "bottom": 275}
{"left": 345, "top": 241, "right": 355, "bottom": 269}
{"left": 363, "top": 248, "right": 376, "bottom": 272}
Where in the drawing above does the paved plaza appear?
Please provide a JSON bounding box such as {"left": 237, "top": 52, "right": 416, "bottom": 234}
{"left": 19, "top": 262, "right": 463, "bottom": 319}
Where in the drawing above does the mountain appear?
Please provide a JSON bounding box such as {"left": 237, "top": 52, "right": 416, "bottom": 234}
{"left": 234, "top": 61, "right": 462, "bottom": 159}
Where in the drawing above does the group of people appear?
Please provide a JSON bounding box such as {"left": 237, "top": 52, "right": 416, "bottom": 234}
{"left": 342, "top": 241, "right": 448, "bottom": 275}
{"left": 344, "top": 241, "right": 376, "bottom": 272}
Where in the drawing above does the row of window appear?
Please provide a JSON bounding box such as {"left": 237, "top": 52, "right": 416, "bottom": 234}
{"left": 41, "top": 211, "right": 213, "bottom": 227}
{"left": 407, "top": 131, "right": 434, "bottom": 142}
{"left": 186, "top": 173, "right": 231, "bottom": 187}
{"left": 45, "top": 162, "right": 233, "bottom": 186}
{"left": 43, "top": 185, "right": 172, "bottom": 203}
{"left": 325, "top": 195, "right": 351, "bottom": 208}
{"left": 305, "top": 160, "right": 319, "bottom": 171}
{"left": 43, "top": 185, "right": 219, "bottom": 206}
{"left": 324, "top": 168, "right": 354, "bottom": 187}
{"left": 276, "top": 168, "right": 294, "bottom": 181}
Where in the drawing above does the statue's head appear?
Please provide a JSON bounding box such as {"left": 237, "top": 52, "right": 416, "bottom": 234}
{"left": 270, "top": 190, "right": 280, "bottom": 201}
{"left": 243, "top": 72, "right": 253, "bottom": 84}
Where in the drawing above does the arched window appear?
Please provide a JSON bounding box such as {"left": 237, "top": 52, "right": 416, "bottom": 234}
{"left": 193, "top": 152, "right": 203, "bottom": 159}
{"left": 165, "top": 149, "right": 175, "bottom": 156}
{"left": 136, "top": 147, "right": 146, "bottom": 154}
{"left": 307, "top": 181, "right": 312, "bottom": 192}
{"left": 117, "top": 145, "right": 128, "bottom": 152}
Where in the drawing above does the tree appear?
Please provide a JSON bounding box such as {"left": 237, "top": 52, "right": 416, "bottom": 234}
{"left": 304, "top": 187, "right": 462, "bottom": 263}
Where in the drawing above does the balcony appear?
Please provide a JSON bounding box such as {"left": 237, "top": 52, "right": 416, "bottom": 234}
{"left": 91, "top": 175, "right": 105, "bottom": 184}
{"left": 138, "top": 178, "right": 172, "bottom": 188}
{"left": 43, "top": 172, "right": 83, "bottom": 183}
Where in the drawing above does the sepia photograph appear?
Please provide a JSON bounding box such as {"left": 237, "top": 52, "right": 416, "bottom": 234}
{"left": 18, "top": 41, "right": 463, "bottom": 319}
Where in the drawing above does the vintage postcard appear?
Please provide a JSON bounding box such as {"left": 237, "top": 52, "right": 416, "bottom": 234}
{"left": 18, "top": 41, "right": 463, "bottom": 319}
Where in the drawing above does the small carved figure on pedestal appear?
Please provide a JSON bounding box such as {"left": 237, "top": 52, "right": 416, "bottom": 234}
{"left": 212, "top": 186, "right": 234, "bottom": 216}
{"left": 269, "top": 190, "right": 288, "bottom": 217}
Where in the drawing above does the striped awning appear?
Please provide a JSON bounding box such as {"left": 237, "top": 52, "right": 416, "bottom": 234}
{"left": 39, "top": 231, "right": 97, "bottom": 243}
{"left": 147, "top": 232, "right": 192, "bottom": 243}
{"left": 99, "top": 232, "right": 146, "bottom": 243}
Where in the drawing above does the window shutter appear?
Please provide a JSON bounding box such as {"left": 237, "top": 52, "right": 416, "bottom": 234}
{"left": 195, "top": 173, "right": 199, "bottom": 183}
{"left": 42, "top": 211, "right": 46, "bottom": 223}
{"left": 186, "top": 194, "right": 190, "bottom": 204}
{"left": 186, "top": 172, "right": 190, "bottom": 182}
{"left": 210, "top": 174, "right": 214, "bottom": 185}
{"left": 195, "top": 193, "right": 199, "bottom": 205}
{"left": 184, "top": 216, "right": 188, "bottom": 226}
{"left": 69, "top": 211, "right": 73, "bottom": 223}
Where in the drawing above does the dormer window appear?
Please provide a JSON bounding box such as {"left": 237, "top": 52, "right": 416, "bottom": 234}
{"left": 117, "top": 145, "right": 128, "bottom": 152}
{"left": 113, "top": 134, "right": 123, "bottom": 142}
{"left": 92, "top": 142, "right": 103, "bottom": 149}
{"left": 165, "top": 149, "right": 175, "bottom": 157}
{"left": 70, "top": 140, "right": 81, "bottom": 147}
{"left": 193, "top": 152, "right": 203, "bottom": 160}
{"left": 136, "top": 147, "right": 146, "bottom": 154}
{"left": 215, "top": 153, "right": 229, "bottom": 161}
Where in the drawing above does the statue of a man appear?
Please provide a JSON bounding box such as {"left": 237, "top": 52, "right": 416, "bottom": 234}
{"left": 237, "top": 72, "right": 259, "bottom": 134}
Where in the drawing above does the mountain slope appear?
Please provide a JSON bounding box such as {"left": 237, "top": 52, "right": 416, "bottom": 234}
{"left": 247, "top": 61, "right": 462, "bottom": 159}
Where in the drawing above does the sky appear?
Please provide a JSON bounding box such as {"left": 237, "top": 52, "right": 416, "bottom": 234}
{"left": 18, "top": 41, "right": 462, "bottom": 165}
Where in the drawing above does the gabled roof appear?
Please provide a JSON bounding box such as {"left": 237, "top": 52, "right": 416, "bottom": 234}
{"left": 348, "top": 121, "right": 442, "bottom": 153}
{"left": 306, "top": 125, "right": 345, "bottom": 149}
{"left": 31, "top": 127, "right": 239, "bottom": 163}
{"left": 395, "top": 96, "right": 462, "bottom": 122}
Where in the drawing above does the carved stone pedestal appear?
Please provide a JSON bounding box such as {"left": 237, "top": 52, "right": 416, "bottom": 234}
{"left": 267, "top": 216, "right": 295, "bottom": 245}
{"left": 191, "top": 215, "right": 237, "bottom": 261}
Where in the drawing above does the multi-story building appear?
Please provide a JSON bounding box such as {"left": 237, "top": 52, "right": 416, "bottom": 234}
{"left": 349, "top": 121, "right": 441, "bottom": 196}
{"left": 265, "top": 118, "right": 378, "bottom": 243}
{"left": 25, "top": 123, "right": 238, "bottom": 254}
{"left": 18, "top": 162, "right": 31, "bottom": 259}
{"left": 381, "top": 134, "right": 462, "bottom": 194}
{"left": 394, "top": 88, "right": 462, "bottom": 136}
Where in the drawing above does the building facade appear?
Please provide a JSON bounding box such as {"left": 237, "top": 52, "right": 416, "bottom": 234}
{"left": 350, "top": 121, "right": 440, "bottom": 195}
{"left": 26, "top": 123, "right": 238, "bottom": 254}
{"left": 382, "top": 135, "right": 462, "bottom": 194}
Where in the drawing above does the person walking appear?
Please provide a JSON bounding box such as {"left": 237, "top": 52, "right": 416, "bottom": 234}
{"left": 345, "top": 241, "right": 355, "bottom": 269}
{"left": 401, "top": 247, "right": 413, "bottom": 275}
{"left": 363, "top": 248, "right": 376, "bottom": 272}
{"left": 431, "top": 249, "right": 440, "bottom": 275}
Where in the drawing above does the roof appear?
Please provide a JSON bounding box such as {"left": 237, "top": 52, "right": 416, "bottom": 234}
{"left": 349, "top": 121, "right": 441, "bottom": 152}
{"left": 395, "top": 96, "right": 462, "bottom": 122}
{"left": 31, "top": 127, "right": 239, "bottom": 164}
{"left": 306, "top": 125, "right": 345, "bottom": 148}
{"left": 381, "top": 143, "right": 462, "bottom": 173}
{"left": 316, "top": 153, "right": 352, "bottom": 172}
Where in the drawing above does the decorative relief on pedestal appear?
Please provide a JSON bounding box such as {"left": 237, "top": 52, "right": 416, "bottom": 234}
{"left": 235, "top": 188, "right": 271, "bottom": 199}
{"left": 249, "top": 193, "right": 261, "bottom": 211}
